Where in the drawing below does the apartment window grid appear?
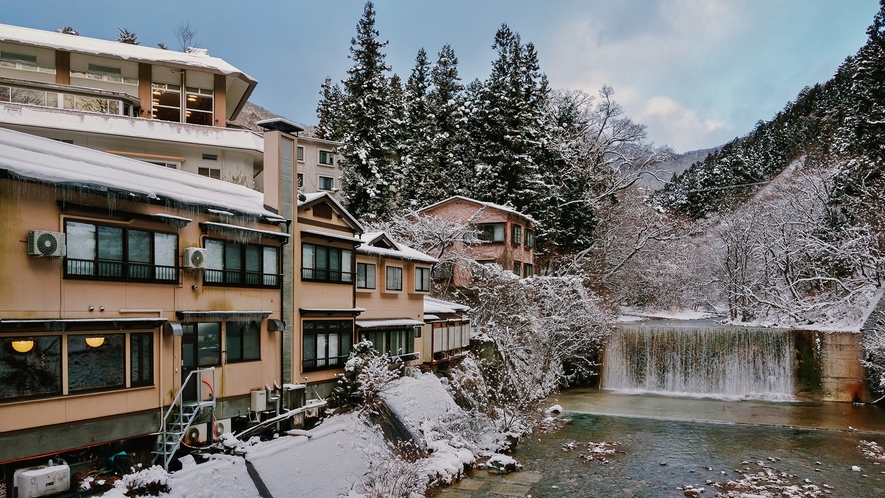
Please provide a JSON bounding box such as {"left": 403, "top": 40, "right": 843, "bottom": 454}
{"left": 204, "top": 239, "right": 281, "bottom": 288}
{"left": 64, "top": 220, "right": 178, "bottom": 283}
{"left": 357, "top": 262, "right": 376, "bottom": 289}
{"left": 386, "top": 266, "right": 403, "bottom": 291}
{"left": 302, "top": 243, "right": 354, "bottom": 283}
{"left": 318, "top": 150, "right": 334, "bottom": 166}
{"left": 302, "top": 320, "right": 353, "bottom": 372}
{"left": 415, "top": 267, "right": 431, "bottom": 292}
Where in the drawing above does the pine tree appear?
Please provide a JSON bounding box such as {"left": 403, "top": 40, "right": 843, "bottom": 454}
{"left": 428, "top": 44, "right": 470, "bottom": 199}
{"left": 336, "top": 1, "right": 398, "bottom": 221}
{"left": 398, "top": 48, "right": 436, "bottom": 209}
{"left": 117, "top": 28, "right": 139, "bottom": 45}
{"left": 316, "top": 77, "right": 346, "bottom": 141}
{"left": 57, "top": 26, "right": 79, "bottom": 36}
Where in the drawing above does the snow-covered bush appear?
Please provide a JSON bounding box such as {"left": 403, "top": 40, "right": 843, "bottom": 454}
{"left": 360, "top": 441, "right": 428, "bottom": 498}
{"left": 329, "top": 340, "right": 402, "bottom": 411}
{"left": 862, "top": 306, "right": 885, "bottom": 395}
{"left": 113, "top": 465, "right": 170, "bottom": 496}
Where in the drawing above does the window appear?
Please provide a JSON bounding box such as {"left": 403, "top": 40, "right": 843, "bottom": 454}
{"left": 415, "top": 267, "right": 431, "bottom": 292}
{"left": 297, "top": 146, "right": 304, "bottom": 161}
{"left": 319, "top": 150, "right": 334, "bottom": 165}
{"left": 151, "top": 82, "right": 181, "bottom": 122}
{"left": 183, "top": 323, "right": 221, "bottom": 367}
{"left": 205, "top": 240, "right": 280, "bottom": 288}
{"left": 202, "top": 153, "right": 218, "bottom": 161}
{"left": 297, "top": 173, "right": 304, "bottom": 188}
{"left": 478, "top": 224, "right": 505, "bottom": 242}
{"left": 357, "top": 263, "right": 376, "bottom": 289}
{"left": 186, "top": 87, "right": 214, "bottom": 125}
{"left": 302, "top": 243, "right": 353, "bottom": 283}
{"left": 198, "top": 167, "right": 220, "bottom": 179}
{"left": 226, "top": 322, "right": 260, "bottom": 362}
{"left": 525, "top": 229, "right": 535, "bottom": 249}
{"left": 303, "top": 320, "right": 353, "bottom": 371}
{"left": 87, "top": 63, "right": 122, "bottom": 82}
{"left": 1, "top": 51, "right": 37, "bottom": 65}
{"left": 131, "top": 333, "right": 153, "bottom": 387}
{"left": 319, "top": 176, "right": 334, "bottom": 190}
{"left": 361, "top": 328, "right": 416, "bottom": 360}
{"left": 513, "top": 261, "right": 522, "bottom": 275}
{"left": 65, "top": 221, "right": 178, "bottom": 282}
{"left": 432, "top": 262, "right": 453, "bottom": 279}
{"left": 524, "top": 263, "right": 534, "bottom": 278}
{"left": 512, "top": 225, "right": 522, "bottom": 246}
{"left": 386, "top": 266, "right": 403, "bottom": 291}
{"left": 68, "top": 334, "right": 125, "bottom": 393}
{"left": 0, "top": 336, "right": 61, "bottom": 400}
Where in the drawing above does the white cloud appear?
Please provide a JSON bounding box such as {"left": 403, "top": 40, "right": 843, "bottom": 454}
{"left": 636, "top": 95, "right": 726, "bottom": 151}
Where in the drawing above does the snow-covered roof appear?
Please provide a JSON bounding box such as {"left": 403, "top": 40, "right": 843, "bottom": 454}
{"left": 297, "top": 191, "right": 364, "bottom": 233}
{"left": 355, "top": 318, "right": 425, "bottom": 329}
{"left": 357, "top": 231, "right": 438, "bottom": 264}
{"left": 0, "top": 23, "right": 256, "bottom": 83}
{"left": 0, "top": 127, "right": 281, "bottom": 220}
{"left": 424, "top": 296, "right": 471, "bottom": 315}
{"left": 417, "top": 195, "right": 536, "bottom": 223}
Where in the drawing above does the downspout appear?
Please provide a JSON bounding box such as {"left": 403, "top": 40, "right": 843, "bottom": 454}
{"left": 280, "top": 219, "right": 292, "bottom": 384}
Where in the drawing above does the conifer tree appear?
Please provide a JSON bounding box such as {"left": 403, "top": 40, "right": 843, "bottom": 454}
{"left": 315, "top": 77, "right": 346, "bottom": 141}
{"left": 398, "top": 48, "right": 435, "bottom": 209}
{"left": 429, "top": 44, "right": 470, "bottom": 199}
{"left": 116, "top": 28, "right": 139, "bottom": 45}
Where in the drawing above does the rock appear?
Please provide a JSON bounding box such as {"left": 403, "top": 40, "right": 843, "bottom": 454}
{"left": 661, "top": 462, "right": 667, "bottom": 466}
{"left": 852, "top": 466, "right": 862, "bottom": 472}
{"left": 684, "top": 489, "right": 700, "bottom": 497}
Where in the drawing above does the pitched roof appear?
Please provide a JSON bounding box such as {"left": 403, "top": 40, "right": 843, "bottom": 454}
{"left": 0, "top": 127, "right": 281, "bottom": 220}
{"left": 417, "top": 195, "right": 536, "bottom": 223}
{"left": 297, "top": 191, "right": 364, "bottom": 233}
{"left": 358, "top": 231, "right": 438, "bottom": 264}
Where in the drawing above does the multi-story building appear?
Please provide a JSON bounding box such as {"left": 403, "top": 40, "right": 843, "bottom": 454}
{"left": 296, "top": 136, "right": 343, "bottom": 201}
{"left": 417, "top": 196, "right": 537, "bottom": 287}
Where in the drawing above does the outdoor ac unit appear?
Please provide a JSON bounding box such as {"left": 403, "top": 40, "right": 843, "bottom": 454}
{"left": 183, "top": 247, "right": 208, "bottom": 269}
{"left": 15, "top": 464, "right": 70, "bottom": 498}
{"left": 215, "top": 418, "right": 231, "bottom": 436}
{"left": 27, "top": 230, "right": 66, "bottom": 257}
{"left": 251, "top": 389, "right": 267, "bottom": 412}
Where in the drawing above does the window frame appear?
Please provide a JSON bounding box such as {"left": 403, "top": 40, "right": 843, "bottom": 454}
{"left": 414, "top": 267, "right": 431, "bottom": 292}
{"left": 151, "top": 82, "right": 181, "bottom": 122}
{"left": 386, "top": 266, "right": 403, "bottom": 291}
{"left": 318, "top": 149, "right": 334, "bottom": 166}
{"left": 511, "top": 225, "right": 522, "bottom": 246}
{"left": 203, "top": 239, "right": 281, "bottom": 288}
{"left": 360, "top": 327, "right": 418, "bottom": 361}
{"left": 301, "top": 243, "right": 354, "bottom": 284}
{"left": 357, "top": 262, "right": 376, "bottom": 289}
{"left": 525, "top": 229, "right": 535, "bottom": 249}
{"left": 64, "top": 220, "right": 179, "bottom": 283}
{"left": 513, "top": 261, "right": 522, "bottom": 276}
{"left": 225, "top": 321, "right": 261, "bottom": 363}
{"left": 318, "top": 176, "right": 335, "bottom": 191}
{"left": 302, "top": 320, "right": 353, "bottom": 372}
{"left": 297, "top": 146, "right": 304, "bottom": 162}
{"left": 478, "top": 223, "right": 505, "bottom": 243}
{"left": 524, "top": 263, "right": 534, "bottom": 278}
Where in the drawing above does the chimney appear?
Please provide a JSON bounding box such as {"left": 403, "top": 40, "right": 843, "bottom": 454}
{"left": 257, "top": 118, "right": 304, "bottom": 213}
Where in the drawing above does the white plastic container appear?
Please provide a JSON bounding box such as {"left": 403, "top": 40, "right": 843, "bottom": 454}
{"left": 15, "top": 464, "right": 70, "bottom": 498}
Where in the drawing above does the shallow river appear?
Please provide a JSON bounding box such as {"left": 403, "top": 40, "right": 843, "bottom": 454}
{"left": 434, "top": 389, "right": 885, "bottom": 497}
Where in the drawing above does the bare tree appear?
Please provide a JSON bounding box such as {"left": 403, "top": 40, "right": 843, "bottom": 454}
{"left": 173, "top": 21, "right": 199, "bottom": 52}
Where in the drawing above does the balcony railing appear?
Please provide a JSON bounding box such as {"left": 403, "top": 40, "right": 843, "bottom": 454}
{"left": 302, "top": 355, "right": 349, "bottom": 372}
{"left": 301, "top": 268, "right": 354, "bottom": 284}
{"left": 65, "top": 258, "right": 178, "bottom": 283}
{"left": 0, "top": 82, "right": 136, "bottom": 117}
{"left": 204, "top": 269, "right": 281, "bottom": 288}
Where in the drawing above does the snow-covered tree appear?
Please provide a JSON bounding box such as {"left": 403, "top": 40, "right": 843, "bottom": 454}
{"left": 117, "top": 28, "right": 139, "bottom": 45}
{"left": 315, "top": 77, "right": 346, "bottom": 141}
{"left": 396, "top": 48, "right": 435, "bottom": 210}
{"left": 57, "top": 26, "right": 79, "bottom": 36}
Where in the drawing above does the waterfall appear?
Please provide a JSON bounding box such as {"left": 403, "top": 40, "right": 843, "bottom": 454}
{"left": 602, "top": 324, "right": 795, "bottom": 400}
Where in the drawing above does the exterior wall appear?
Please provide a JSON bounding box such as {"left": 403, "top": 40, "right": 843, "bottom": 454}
{"left": 297, "top": 137, "right": 342, "bottom": 200}
{"left": 419, "top": 198, "right": 535, "bottom": 286}
{"left": 0, "top": 179, "right": 284, "bottom": 461}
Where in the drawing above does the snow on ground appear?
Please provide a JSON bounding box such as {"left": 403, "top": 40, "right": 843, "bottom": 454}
{"left": 618, "top": 306, "right": 718, "bottom": 321}
{"left": 245, "top": 411, "right": 385, "bottom": 498}
{"left": 97, "top": 455, "right": 260, "bottom": 498}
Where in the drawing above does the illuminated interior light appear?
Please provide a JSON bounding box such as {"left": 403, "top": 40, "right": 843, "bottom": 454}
{"left": 11, "top": 339, "right": 34, "bottom": 353}
{"left": 85, "top": 336, "right": 105, "bottom": 348}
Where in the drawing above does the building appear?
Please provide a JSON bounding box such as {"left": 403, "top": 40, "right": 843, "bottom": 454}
{"left": 355, "top": 232, "right": 437, "bottom": 372}
{"left": 417, "top": 196, "right": 536, "bottom": 287}
{"left": 0, "top": 128, "right": 289, "bottom": 475}
{"left": 422, "top": 297, "right": 471, "bottom": 368}
{"left": 296, "top": 136, "right": 343, "bottom": 200}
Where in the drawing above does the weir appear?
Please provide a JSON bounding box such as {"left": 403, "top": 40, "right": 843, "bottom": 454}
{"left": 601, "top": 321, "right": 869, "bottom": 401}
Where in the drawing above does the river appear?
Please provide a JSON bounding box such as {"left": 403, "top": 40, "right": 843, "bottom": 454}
{"left": 433, "top": 389, "right": 885, "bottom": 497}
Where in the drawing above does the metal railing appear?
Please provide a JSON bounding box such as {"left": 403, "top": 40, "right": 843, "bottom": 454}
{"left": 153, "top": 367, "right": 216, "bottom": 470}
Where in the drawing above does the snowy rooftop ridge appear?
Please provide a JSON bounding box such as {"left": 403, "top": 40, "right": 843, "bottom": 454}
{"left": 418, "top": 195, "right": 536, "bottom": 223}
{"left": 424, "top": 296, "right": 471, "bottom": 315}
{"left": 0, "top": 127, "right": 281, "bottom": 220}
{"left": 358, "top": 231, "right": 438, "bottom": 264}
{"left": 0, "top": 23, "right": 256, "bottom": 83}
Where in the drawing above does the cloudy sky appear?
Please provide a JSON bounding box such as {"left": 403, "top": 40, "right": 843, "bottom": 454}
{"left": 4, "top": 0, "right": 880, "bottom": 152}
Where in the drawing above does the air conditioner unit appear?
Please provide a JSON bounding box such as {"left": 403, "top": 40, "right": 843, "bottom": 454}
{"left": 183, "top": 247, "right": 208, "bottom": 269}
{"left": 27, "top": 230, "right": 66, "bottom": 257}
{"left": 15, "top": 464, "right": 70, "bottom": 498}
{"left": 251, "top": 389, "right": 267, "bottom": 412}
{"left": 215, "top": 418, "right": 231, "bottom": 436}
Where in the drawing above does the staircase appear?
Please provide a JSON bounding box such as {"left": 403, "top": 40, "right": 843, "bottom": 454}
{"left": 152, "top": 367, "right": 216, "bottom": 470}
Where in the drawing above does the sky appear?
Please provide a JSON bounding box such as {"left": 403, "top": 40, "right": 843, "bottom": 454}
{"left": 3, "top": 0, "right": 881, "bottom": 153}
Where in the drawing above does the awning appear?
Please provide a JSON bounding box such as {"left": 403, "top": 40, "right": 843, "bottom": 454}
{"left": 423, "top": 314, "right": 440, "bottom": 321}
{"left": 175, "top": 310, "right": 274, "bottom": 321}
{"left": 355, "top": 318, "right": 425, "bottom": 329}
{"left": 0, "top": 317, "right": 167, "bottom": 332}
{"left": 201, "top": 222, "right": 289, "bottom": 242}
{"left": 301, "top": 230, "right": 362, "bottom": 246}
{"left": 300, "top": 307, "right": 365, "bottom": 316}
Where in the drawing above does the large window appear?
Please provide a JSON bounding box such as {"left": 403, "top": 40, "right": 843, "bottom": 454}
{"left": 478, "top": 224, "right": 505, "bottom": 242}
{"left": 185, "top": 87, "right": 213, "bottom": 125}
{"left": 513, "top": 261, "right": 522, "bottom": 276}
{"left": 68, "top": 334, "right": 125, "bottom": 393}
{"left": 525, "top": 229, "right": 535, "bottom": 249}
{"left": 512, "top": 225, "right": 522, "bottom": 246}
{"left": 319, "top": 150, "right": 334, "bottom": 165}
{"left": 524, "top": 263, "right": 534, "bottom": 278}
{"left": 361, "top": 328, "right": 416, "bottom": 360}
{"left": 65, "top": 221, "right": 178, "bottom": 282}
{"left": 1, "top": 332, "right": 154, "bottom": 402}
{"left": 302, "top": 243, "right": 353, "bottom": 283}
{"left": 205, "top": 240, "right": 280, "bottom": 288}
{"left": 415, "top": 267, "right": 431, "bottom": 292}
{"left": 183, "top": 323, "right": 221, "bottom": 367}
{"left": 151, "top": 82, "right": 181, "bottom": 122}
{"left": 386, "top": 266, "right": 403, "bottom": 291}
{"left": 226, "top": 322, "right": 260, "bottom": 362}
{"left": 303, "top": 320, "right": 353, "bottom": 371}
{"left": 357, "top": 263, "right": 376, "bottom": 289}
{"left": 319, "top": 176, "right": 335, "bottom": 191}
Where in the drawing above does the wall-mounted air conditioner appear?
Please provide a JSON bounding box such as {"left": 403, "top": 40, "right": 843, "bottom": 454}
{"left": 27, "top": 230, "right": 66, "bottom": 257}
{"left": 183, "top": 247, "right": 208, "bottom": 269}
{"left": 251, "top": 389, "right": 267, "bottom": 412}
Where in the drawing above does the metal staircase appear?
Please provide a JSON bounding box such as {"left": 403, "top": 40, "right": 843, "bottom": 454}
{"left": 152, "top": 367, "right": 216, "bottom": 470}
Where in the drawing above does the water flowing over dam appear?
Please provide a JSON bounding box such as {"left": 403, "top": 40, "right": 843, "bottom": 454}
{"left": 602, "top": 323, "right": 796, "bottom": 399}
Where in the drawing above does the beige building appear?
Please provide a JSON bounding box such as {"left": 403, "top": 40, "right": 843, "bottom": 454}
{"left": 296, "top": 136, "right": 343, "bottom": 201}
{"left": 418, "top": 196, "right": 537, "bottom": 287}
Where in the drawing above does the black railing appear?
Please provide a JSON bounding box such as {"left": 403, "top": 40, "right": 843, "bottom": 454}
{"left": 65, "top": 259, "right": 177, "bottom": 283}
{"left": 302, "top": 354, "right": 350, "bottom": 372}
{"left": 203, "top": 269, "right": 281, "bottom": 288}
{"left": 301, "top": 268, "right": 354, "bottom": 284}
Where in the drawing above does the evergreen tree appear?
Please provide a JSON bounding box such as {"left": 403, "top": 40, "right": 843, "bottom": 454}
{"left": 315, "top": 77, "right": 346, "bottom": 141}
{"left": 398, "top": 48, "right": 436, "bottom": 209}
{"left": 117, "top": 28, "right": 139, "bottom": 45}
{"left": 335, "top": 1, "right": 398, "bottom": 220}
{"left": 429, "top": 44, "right": 470, "bottom": 199}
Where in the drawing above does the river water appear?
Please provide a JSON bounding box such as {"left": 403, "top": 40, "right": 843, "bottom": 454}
{"left": 435, "top": 389, "right": 885, "bottom": 497}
